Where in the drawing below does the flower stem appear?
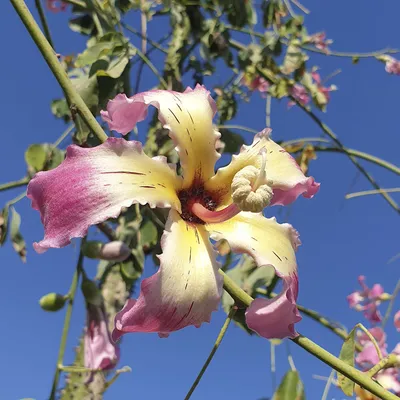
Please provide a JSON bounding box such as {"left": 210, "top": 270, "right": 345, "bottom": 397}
{"left": 184, "top": 306, "right": 237, "bottom": 400}
{"left": 10, "top": 0, "right": 108, "bottom": 144}
{"left": 0, "top": 177, "right": 29, "bottom": 192}
{"left": 216, "top": 124, "right": 259, "bottom": 134}
{"left": 366, "top": 354, "right": 399, "bottom": 378}
{"left": 49, "top": 247, "right": 84, "bottom": 400}
{"left": 219, "top": 270, "right": 399, "bottom": 400}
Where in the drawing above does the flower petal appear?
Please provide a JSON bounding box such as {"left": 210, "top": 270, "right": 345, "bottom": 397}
{"left": 206, "top": 212, "right": 301, "bottom": 339}
{"left": 395, "top": 310, "right": 400, "bottom": 332}
{"left": 101, "top": 85, "right": 220, "bottom": 186}
{"left": 207, "top": 212, "right": 300, "bottom": 277}
{"left": 112, "top": 210, "right": 222, "bottom": 340}
{"left": 206, "top": 128, "right": 319, "bottom": 206}
{"left": 246, "top": 276, "right": 301, "bottom": 339}
{"left": 28, "top": 138, "right": 181, "bottom": 253}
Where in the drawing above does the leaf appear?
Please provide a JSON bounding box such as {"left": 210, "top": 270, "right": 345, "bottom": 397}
{"left": 75, "top": 43, "right": 115, "bottom": 68}
{"left": 25, "top": 144, "right": 48, "bottom": 172}
{"left": 10, "top": 208, "right": 27, "bottom": 262}
{"left": 139, "top": 219, "right": 158, "bottom": 251}
{"left": 51, "top": 99, "right": 70, "bottom": 120}
{"left": 95, "top": 55, "right": 129, "bottom": 79}
{"left": 0, "top": 206, "right": 9, "bottom": 245}
{"left": 69, "top": 15, "right": 95, "bottom": 36}
{"left": 219, "top": 128, "right": 245, "bottom": 154}
{"left": 243, "top": 265, "right": 275, "bottom": 294}
{"left": 281, "top": 43, "right": 309, "bottom": 75}
{"left": 337, "top": 326, "right": 356, "bottom": 396}
{"left": 273, "top": 370, "right": 305, "bottom": 400}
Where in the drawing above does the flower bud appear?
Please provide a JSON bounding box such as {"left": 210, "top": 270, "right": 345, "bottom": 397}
{"left": 39, "top": 292, "right": 66, "bottom": 312}
{"left": 379, "top": 292, "right": 392, "bottom": 302}
{"left": 82, "top": 241, "right": 131, "bottom": 262}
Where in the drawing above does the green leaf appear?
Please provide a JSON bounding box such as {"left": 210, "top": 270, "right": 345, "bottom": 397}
{"left": 337, "top": 327, "right": 356, "bottom": 396}
{"left": 281, "top": 43, "right": 309, "bottom": 75}
{"left": 51, "top": 99, "right": 70, "bottom": 120}
{"left": 243, "top": 265, "right": 275, "bottom": 294}
{"left": 75, "top": 43, "right": 115, "bottom": 68}
{"left": 10, "top": 208, "right": 27, "bottom": 262}
{"left": 95, "top": 55, "right": 129, "bottom": 79}
{"left": 0, "top": 206, "right": 9, "bottom": 245}
{"left": 139, "top": 219, "right": 158, "bottom": 251}
{"left": 219, "top": 128, "right": 245, "bottom": 154}
{"left": 273, "top": 370, "right": 305, "bottom": 400}
{"left": 69, "top": 15, "right": 95, "bottom": 36}
{"left": 25, "top": 144, "right": 48, "bottom": 172}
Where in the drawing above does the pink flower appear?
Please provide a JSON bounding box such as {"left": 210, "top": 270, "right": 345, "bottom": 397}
{"left": 84, "top": 304, "right": 120, "bottom": 380}
{"left": 355, "top": 327, "right": 388, "bottom": 369}
{"left": 385, "top": 57, "right": 400, "bottom": 75}
{"left": 308, "top": 32, "right": 332, "bottom": 54}
{"left": 243, "top": 76, "right": 270, "bottom": 96}
{"left": 347, "top": 276, "right": 384, "bottom": 323}
{"left": 288, "top": 84, "right": 310, "bottom": 108}
{"left": 376, "top": 368, "right": 400, "bottom": 395}
{"left": 394, "top": 310, "right": 400, "bottom": 331}
{"left": 28, "top": 85, "right": 319, "bottom": 340}
{"left": 311, "top": 71, "right": 335, "bottom": 104}
{"left": 46, "top": 0, "right": 67, "bottom": 12}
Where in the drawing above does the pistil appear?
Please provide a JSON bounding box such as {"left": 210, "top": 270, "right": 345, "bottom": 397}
{"left": 191, "top": 202, "right": 241, "bottom": 224}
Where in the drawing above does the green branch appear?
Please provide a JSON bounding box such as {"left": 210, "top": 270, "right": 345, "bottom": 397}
{"left": 220, "top": 270, "right": 399, "bottom": 400}
{"left": 0, "top": 177, "right": 29, "bottom": 192}
{"left": 184, "top": 307, "right": 237, "bottom": 400}
{"left": 49, "top": 246, "right": 84, "bottom": 400}
{"left": 10, "top": 0, "right": 108, "bottom": 144}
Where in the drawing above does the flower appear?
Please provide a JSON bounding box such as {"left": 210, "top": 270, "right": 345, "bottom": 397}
{"left": 84, "top": 304, "right": 120, "bottom": 380}
{"left": 242, "top": 75, "right": 270, "bottom": 95}
{"left": 308, "top": 32, "right": 332, "bottom": 54}
{"left": 347, "top": 276, "right": 384, "bottom": 323}
{"left": 355, "top": 327, "right": 388, "bottom": 369}
{"left": 46, "top": 0, "right": 67, "bottom": 12}
{"left": 288, "top": 84, "right": 310, "bottom": 108}
{"left": 28, "top": 85, "right": 319, "bottom": 340}
{"left": 311, "top": 71, "right": 335, "bottom": 104}
{"left": 394, "top": 310, "right": 400, "bottom": 331}
{"left": 385, "top": 57, "right": 400, "bottom": 75}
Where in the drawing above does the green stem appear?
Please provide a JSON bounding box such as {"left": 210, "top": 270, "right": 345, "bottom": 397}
{"left": 34, "top": 0, "right": 54, "bottom": 48}
{"left": 10, "top": 0, "right": 108, "bottom": 144}
{"left": 134, "top": 47, "right": 168, "bottom": 89}
{"left": 256, "top": 288, "right": 362, "bottom": 352}
{"left": 61, "top": 0, "right": 86, "bottom": 8}
{"left": 0, "top": 177, "right": 29, "bottom": 192}
{"left": 224, "top": 24, "right": 399, "bottom": 58}
{"left": 49, "top": 247, "right": 84, "bottom": 400}
{"left": 312, "top": 146, "right": 400, "bottom": 176}
{"left": 346, "top": 188, "right": 400, "bottom": 200}
{"left": 52, "top": 124, "right": 74, "bottom": 147}
{"left": 219, "top": 270, "right": 398, "bottom": 400}
{"left": 366, "top": 354, "right": 399, "bottom": 378}
{"left": 184, "top": 307, "right": 237, "bottom": 400}
{"left": 382, "top": 278, "right": 400, "bottom": 329}
{"left": 216, "top": 124, "right": 259, "bottom": 134}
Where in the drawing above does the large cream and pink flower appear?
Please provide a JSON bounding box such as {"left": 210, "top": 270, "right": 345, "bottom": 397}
{"left": 28, "top": 85, "right": 319, "bottom": 340}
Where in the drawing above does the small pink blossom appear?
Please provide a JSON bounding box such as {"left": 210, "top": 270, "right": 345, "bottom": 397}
{"left": 288, "top": 84, "right": 310, "bottom": 108}
{"left": 394, "top": 310, "right": 400, "bottom": 331}
{"left": 385, "top": 57, "right": 400, "bottom": 75}
{"left": 355, "top": 327, "right": 388, "bottom": 369}
{"left": 46, "top": 0, "right": 67, "bottom": 12}
{"left": 311, "top": 71, "right": 335, "bottom": 104}
{"left": 242, "top": 76, "right": 270, "bottom": 96}
{"left": 347, "top": 276, "right": 384, "bottom": 324}
{"left": 84, "top": 304, "right": 120, "bottom": 381}
{"left": 376, "top": 368, "right": 400, "bottom": 395}
{"left": 308, "top": 32, "right": 332, "bottom": 54}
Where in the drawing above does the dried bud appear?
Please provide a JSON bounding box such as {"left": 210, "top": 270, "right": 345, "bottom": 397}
{"left": 39, "top": 292, "right": 66, "bottom": 312}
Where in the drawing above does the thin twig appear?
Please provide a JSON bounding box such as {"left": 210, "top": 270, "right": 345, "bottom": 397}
{"left": 0, "top": 177, "right": 29, "bottom": 192}
{"left": 49, "top": 245, "right": 84, "bottom": 399}
{"left": 346, "top": 188, "right": 400, "bottom": 200}
{"left": 216, "top": 124, "right": 259, "bottom": 134}
{"left": 382, "top": 278, "right": 400, "bottom": 329}
{"left": 34, "top": 0, "right": 54, "bottom": 48}
{"left": 184, "top": 307, "right": 237, "bottom": 400}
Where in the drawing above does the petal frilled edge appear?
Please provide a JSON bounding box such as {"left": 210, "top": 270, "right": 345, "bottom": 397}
{"left": 101, "top": 84, "right": 221, "bottom": 187}
{"left": 27, "top": 138, "right": 182, "bottom": 253}
{"left": 112, "top": 209, "right": 223, "bottom": 340}
{"left": 206, "top": 212, "right": 301, "bottom": 339}
{"left": 206, "top": 128, "right": 319, "bottom": 207}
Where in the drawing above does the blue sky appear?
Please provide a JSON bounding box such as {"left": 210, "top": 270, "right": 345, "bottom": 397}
{"left": 1, "top": 1, "right": 399, "bottom": 399}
